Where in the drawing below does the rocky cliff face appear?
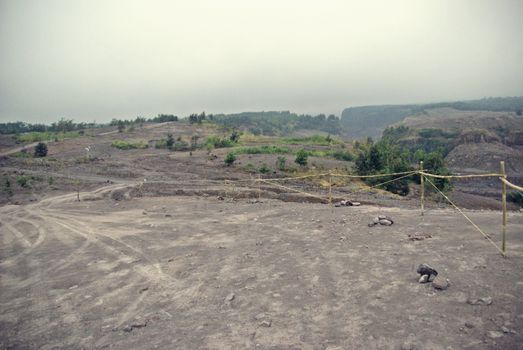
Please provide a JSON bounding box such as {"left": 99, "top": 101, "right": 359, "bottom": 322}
{"left": 505, "top": 131, "right": 523, "bottom": 146}
{"left": 459, "top": 130, "right": 500, "bottom": 144}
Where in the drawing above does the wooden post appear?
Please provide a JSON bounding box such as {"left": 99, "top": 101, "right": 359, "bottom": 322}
{"left": 257, "top": 174, "right": 261, "bottom": 201}
{"left": 501, "top": 161, "right": 507, "bottom": 256}
{"left": 420, "top": 161, "right": 424, "bottom": 216}
{"left": 328, "top": 172, "right": 332, "bottom": 205}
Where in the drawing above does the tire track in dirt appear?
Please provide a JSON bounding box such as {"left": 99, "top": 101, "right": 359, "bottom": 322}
{"left": 2, "top": 221, "right": 32, "bottom": 248}
{"left": 0, "top": 185, "right": 172, "bottom": 346}
{"left": 43, "top": 211, "right": 171, "bottom": 284}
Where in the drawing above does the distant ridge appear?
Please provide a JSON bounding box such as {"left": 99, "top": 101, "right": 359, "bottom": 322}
{"left": 341, "top": 96, "right": 523, "bottom": 139}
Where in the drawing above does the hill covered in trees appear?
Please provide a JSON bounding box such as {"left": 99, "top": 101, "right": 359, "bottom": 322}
{"left": 341, "top": 97, "right": 523, "bottom": 139}
{"left": 212, "top": 111, "right": 342, "bottom": 136}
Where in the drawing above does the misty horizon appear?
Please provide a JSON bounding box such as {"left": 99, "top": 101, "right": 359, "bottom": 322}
{"left": 1, "top": 0, "right": 522, "bottom": 124}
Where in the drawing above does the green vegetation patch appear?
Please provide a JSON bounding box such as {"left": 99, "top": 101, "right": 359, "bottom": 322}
{"left": 15, "top": 175, "right": 44, "bottom": 189}
{"left": 204, "top": 136, "right": 236, "bottom": 149}
{"left": 15, "top": 131, "right": 82, "bottom": 143}
{"left": 281, "top": 134, "right": 338, "bottom": 146}
{"left": 417, "top": 128, "right": 460, "bottom": 139}
{"left": 508, "top": 192, "right": 523, "bottom": 207}
{"left": 234, "top": 145, "right": 291, "bottom": 155}
{"left": 111, "top": 140, "right": 149, "bottom": 150}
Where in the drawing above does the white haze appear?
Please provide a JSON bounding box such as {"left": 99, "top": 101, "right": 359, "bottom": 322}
{"left": 0, "top": 0, "right": 522, "bottom": 123}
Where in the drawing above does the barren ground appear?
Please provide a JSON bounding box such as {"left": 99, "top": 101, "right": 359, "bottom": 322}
{"left": 1, "top": 124, "right": 523, "bottom": 349}
{"left": 1, "top": 184, "right": 523, "bottom": 350}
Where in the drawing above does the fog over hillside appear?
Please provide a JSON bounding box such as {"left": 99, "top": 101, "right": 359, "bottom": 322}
{"left": 1, "top": 0, "right": 523, "bottom": 123}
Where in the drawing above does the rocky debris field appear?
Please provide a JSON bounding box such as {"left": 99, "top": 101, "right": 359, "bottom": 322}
{"left": 1, "top": 186, "right": 523, "bottom": 349}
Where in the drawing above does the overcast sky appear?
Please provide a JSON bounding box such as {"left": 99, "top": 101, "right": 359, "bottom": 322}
{"left": 1, "top": 0, "right": 522, "bottom": 123}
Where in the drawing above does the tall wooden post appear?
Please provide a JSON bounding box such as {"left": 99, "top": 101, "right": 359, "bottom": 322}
{"left": 257, "top": 174, "right": 261, "bottom": 201}
{"left": 328, "top": 173, "right": 332, "bottom": 205}
{"left": 420, "top": 161, "right": 424, "bottom": 216}
{"left": 501, "top": 161, "right": 507, "bottom": 256}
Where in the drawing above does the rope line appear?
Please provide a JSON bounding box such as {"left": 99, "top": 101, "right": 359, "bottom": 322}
{"left": 423, "top": 175, "right": 505, "bottom": 256}
{"left": 256, "top": 173, "right": 330, "bottom": 182}
{"left": 500, "top": 177, "right": 523, "bottom": 192}
{"left": 419, "top": 171, "right": 502, "bottom": 179}
{"left": 223, "top": 169, "right": 502, "bottom": 185}
{"left": 347, "top": 172, "right": 417, "bottom": 195}
{"left": 330, "top": 170, "right": 416, "bottom": 179}
{"left": 259, "top": 178, "right": 327, "bottom": 201}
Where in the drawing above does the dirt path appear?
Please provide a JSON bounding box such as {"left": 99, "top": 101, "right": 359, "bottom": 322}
{"left": 0, "top": 142, "right": 42, "bottom": 157}
{"left": 1, "top": 186, "right": 523, "bottom": 349}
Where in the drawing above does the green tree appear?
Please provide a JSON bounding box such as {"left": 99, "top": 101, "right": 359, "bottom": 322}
{"left": 259, "top": 163, "right": 270, "bottom": 173}
{"left": 295, "top": 149, "right": 308, "bottom": 166}
{"left": 190, "top": 135, "right": 199, "bottom": 150}
{"left": 224, "top": 152, "right": 236, "bottom": 166}
{"left": 276, "top": 156, "right": 286, "bottom": 171}
{"left": 34, "top": 142, "right": 48, "bottom": 157}
{"left": 423, "top": 151, "right": 452, "bottom": 191}
{"left": 3, "top": 178, "right": 13, "bottom": 197}
{"left": 166, "top": 133, "right": 175, "bottom": 150}
{"left": 355, "top": 140, "right": 413, "bottom": 195}
{"left": 117, "top": 120, "right": 125, "bottom": 133}
{"left": 188, "top": 114, "right": 198, "bottom": 124}
{"left": 229, "top": 130, "right": 241, "bottom": 143}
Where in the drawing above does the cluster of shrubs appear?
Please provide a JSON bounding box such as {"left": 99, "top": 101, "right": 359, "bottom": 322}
{"left": 354, "top": 139, "right": 451, "bottom": 196}
{"left": 111, "top": 140, "right": 148, "bottom": 150}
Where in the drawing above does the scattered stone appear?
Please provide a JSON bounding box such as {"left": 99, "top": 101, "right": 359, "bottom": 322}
{"left": 69, "top": 284, "right": 78, "bottom": 290}
{"left": 416, "top": 264, "right": 438, "bottom": 280}
{"left": 334, "top": 199, "right": 361, "bottom": 207}
{"left": 142, "top": 211, "right": 147, "bottom": 215}
{"left": 165, "top": 214, "right": 172, "bottom": 217}
{"left": 122, "top": 320, "right": 148, "bottom": 332}
{"left": 167, "top": 258, "right": 174, "bottom": 262}
{"left": 217, "top": 196, "right": 224, "bottom": 200}
{"left": 225, "top": 292, "right": 235, "bottom": 302}
{"left": 408, "top": 232, "right": 432, "bottom": 241}
{"left": 368, "top": 217, "right": 380, "bottom": 227}
{"left": 487, "top": 330, "right": 504, "bottom": 339}
{"left": 139, "top": 287, "right": 149, "bottom": 294}
{"left": 218, "top": 245, "right": 226, "bottom": 249}
{"left": 379, "top": 219, "right": 393, "bottom": 226}
{"left": 418, "top": 275, "right": 429, "bottom": 283}
{"left": 432, "top": 276, "right": 450, "bottom": 290}
{"left": 400, "top": 341, "right": 421, "bottom": 350}
{"left": 259, "top": 320, "right": 272, "bottom": 327}
{"left": 465, "top": 322, "right": 475, "bottom": 329}
{"left": 368, "top": 215, "right": 394, "bottom": 227}
{"left": 467, "top": 297, "right": 492, "bottom": 306}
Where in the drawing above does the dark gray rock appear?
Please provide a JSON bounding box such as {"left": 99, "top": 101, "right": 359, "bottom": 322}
{"left": 416, "top": 264, "right": 438, "bottom": 278}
